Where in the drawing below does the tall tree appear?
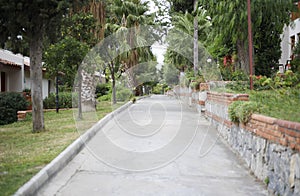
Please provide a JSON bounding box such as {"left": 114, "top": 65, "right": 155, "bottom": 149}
{"left": 104, "top": 0, "right": 156, "bottom": 102}
{"left": 164, "top": 8, "right": 210, "bottom": 72}
{"left": 168, "top": 0, "right": 194, "bottom": 13}
{"left": 199, "top": 0, "right": 295, "bottom": 75}
{"left": 0, "top": 0, "right": 76, "bottom": 132}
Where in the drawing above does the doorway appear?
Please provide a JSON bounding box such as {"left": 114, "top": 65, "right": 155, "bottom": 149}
{"left": 1, "top": 72, "right": 6, "bottom": 92}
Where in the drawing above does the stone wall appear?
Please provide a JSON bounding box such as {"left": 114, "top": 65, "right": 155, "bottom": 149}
{"left": 205, "top": 90, "right": 300, "bottom": 196}
{"left": 173, "top": 83, "right": 300, "bottom": 195}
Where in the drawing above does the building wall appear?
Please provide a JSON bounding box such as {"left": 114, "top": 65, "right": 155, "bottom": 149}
{"left": 24, "top": 71, "right": 31, "bottom": 90}
{"left": 0, "top": 49, "right": 23, "bottom": 66}
{"left": 0, "top": 49, "right": 53, "bottom": 99}
{"left": 280, "top": 25, "right": 290, "bottom": 65}
{"left": 280, "top": 18, "right": 300, "bottom": 65}
{"left": 42, "top": 79, "right": 49, "bottom": 99}
{"left": 8, "top": 70, "right": 22, "bottom": 92}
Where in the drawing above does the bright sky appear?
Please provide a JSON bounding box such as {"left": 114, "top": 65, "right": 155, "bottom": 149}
{"left": 146, "top": 0, "right": 169, "bottom": 68}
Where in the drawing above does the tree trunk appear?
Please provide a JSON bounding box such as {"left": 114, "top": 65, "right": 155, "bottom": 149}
{"left": 112, "top": 71, "right": 116, "bottom": 104}
{"left": 236, "top": 38, "right": 250, "bottom": 75}
{"left": 77, "top": 66, "right": 83, "bottom": 119}
{"left": 193, "top": 1, "right": 198, "bottom": 75}
{"left": 29, "top": 31, "right": 44, "bottom": 132}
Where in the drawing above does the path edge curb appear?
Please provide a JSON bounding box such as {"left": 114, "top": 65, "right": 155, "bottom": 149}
{"left": 14, "top": 100, "right": 136, "bottom": 196}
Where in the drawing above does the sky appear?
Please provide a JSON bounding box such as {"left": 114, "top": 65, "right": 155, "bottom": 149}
{"left": 146, "top": 0, "right": 169, "bottom": 68}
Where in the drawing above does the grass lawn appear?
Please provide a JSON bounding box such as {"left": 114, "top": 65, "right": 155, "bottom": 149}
{"left": 248, "top": 89, "right": 300, "bottom": 123}
{"left": 0, "top": 101, "right": 124, "bottom": 196}
{"left": 219, "top": 86, "right": 300, "bottom": 123}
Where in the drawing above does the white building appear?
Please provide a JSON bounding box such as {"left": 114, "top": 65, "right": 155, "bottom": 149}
{"left": 0, "top": 49, "right": 54, "bottom": 99}
{"left": 279, "top": 1, "right": 300, "bottom": 68}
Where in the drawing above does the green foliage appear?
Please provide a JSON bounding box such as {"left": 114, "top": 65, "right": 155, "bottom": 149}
{"left": 0, "top": 101, "right": 113, "bottom": 196}
{"left": 0, "top": 0, "right": 72, "bottom": 47}
{"left": 228, "top": 101, "right": 261, "bottom": 123}
{"left": 249, "top": 89, "right": 300, "bottom": 123}
{"left": 253, "top": 71, "right": 300, "bottom": 90}
{"left": 291, "top": 41, "right": 300, "bottom": 73}
{"left": 199, "top": 0, "right": 294, "bottom": 75}
{"left": 0, "top": 92, "right": 28, "bottom": 125}
{"left": 43, "top": 92, "right": 76, "bottom": 109}
{"left": 226, "top": 70, "right": 300, "bottom": 92}
{"left": 153, "top": 83, "right": 168, "bottom": 94}
{"left": 273, "top": 71, "right": 299, "bottom": 88}
{"left": 61, "top": 12, "right": 97, "bottom": 47}
{"left": 131, "top": 97, "right": 136, "bottom": 103}
{"left": 220, "top": 64, "right": 248, "bottom": 81}
{"left": 168, "top": 0, "right": 194, "bottom": 13}
{"left": 116, "top": 88, "right": 132, "bottom": 102}
{"left": 164, "top": 7, "right": 210, "bottom": 73}
{"left": 95, "top": 83, "right": 111, "bottom": 98}
{"left": 264, "top": 177, "right": 270, "bottom": 185}
{"left": 162, "top": 62, "right": 179, "bottom": 86}
{"left": 253, "top": 76, "right": 272, "bottom": 90}
{"left": 228, "top": 101, "right": 243, "bottom": 123}
{"left": 97, "top": 94, "right": 112, "bottom": 102}
{"left": 226, "top": 81, "right": 249, "bottom": 92}
{"left": 104, "top": 0, "right": 156, "bottom": 102}
{"left": 44, "top": 36, "right": 89, "bottom": 87}
{"left": 190, "top": 74, "right": 205, "bottom": 90}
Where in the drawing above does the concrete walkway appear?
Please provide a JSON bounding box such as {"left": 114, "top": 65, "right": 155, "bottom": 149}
{"left": 38, "top": 95, "right": 267, "bottom": 196}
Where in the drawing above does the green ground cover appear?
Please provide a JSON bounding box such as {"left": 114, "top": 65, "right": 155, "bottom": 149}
{"left": 0, "top": 101, "right": 122, "bottom": 196}
{"left": 220, "top": 84, "right": 300, "bottom": 123}
{"left": 248, "top": 89, "right": 300, "bottom": 123}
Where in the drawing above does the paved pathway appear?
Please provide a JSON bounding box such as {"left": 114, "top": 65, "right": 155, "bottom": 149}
{"left": 38, "top": 95, "right": 267, "bottom": 196}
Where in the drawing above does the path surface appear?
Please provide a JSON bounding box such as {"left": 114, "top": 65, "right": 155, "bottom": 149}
{"left": 38, "top": 95, "right": 267, "bottom": 196}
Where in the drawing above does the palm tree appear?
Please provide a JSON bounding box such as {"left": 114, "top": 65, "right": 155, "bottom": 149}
{"left": 199, "top": 0, "right": 294, "bottom": 75}
{"left": 165, "top": 8, "right": 210, "bottom": 72}
{"left": 104, "top": 0, "right": 156, "bottom": 102}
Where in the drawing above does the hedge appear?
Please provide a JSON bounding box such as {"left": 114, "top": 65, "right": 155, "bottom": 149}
{"left": 0, "top": 92, "right": 28, "bottom": 125}
{"left": 43, "top": 92, "right": 77, "bottom": 109}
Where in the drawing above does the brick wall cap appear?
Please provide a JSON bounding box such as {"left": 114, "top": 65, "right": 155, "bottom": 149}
{"left": 251, "top": 114, "right": 276, "bottom": 124}
{"left": 207, "top": 91, "right": 249, "bottom": 98}
{"left": 276, "top": 119, "right": 300, "bottom": 130}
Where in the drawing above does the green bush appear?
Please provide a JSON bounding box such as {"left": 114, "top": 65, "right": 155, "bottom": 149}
{"left": 220, "top": 64, "right": 248, "bottom": 81}
{"left": 0, "top": 92, "right": 28, "bottom": 125}
{"left": 43, "top": 92, "right": 75, "bottom": 109}
{"left": 228, "top": 101, "right": 243, "bottom": 122}
{"left": 228, "top": 101, "right": 261, "bottom": 123}
{"left": 116, "top": 88, "right": 132, "bottom": 101}
{"left": 95, "top": 83, "right": 111, "bottom": 98}
{"left": 97, "top": 94, "right": 111, "bottom": 102}
{"left": 226, "top": 81, "right": 249, "bottom": 92}
{"left": 249, "top": 89, "right": 300, "bottom": 123}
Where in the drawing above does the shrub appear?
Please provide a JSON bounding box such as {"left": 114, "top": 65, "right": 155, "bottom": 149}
{"left": 116, "top": 88, "right": 132, "bottom": 101}
{"left": 97, "top": 94, "right": 111, "bottom": 102}
{"left": 228, "top": 101, "right": 261, "bottom": 123}
{"left": 226, "top": 81, "right": 249, "bottom": 92}
{"left": 153, "top": 85, "right": 163, "bottom": 94}
{"left": 0, "top": 92, "right": 28, "bottom": 125}
{"left": 253, "top": 76, "right": 272, "bottom": 90}
{"left": 220, "top": 64, "right": 248, "bottom": 81}
{"left": 228, "top": 101, "right": 243, "bottom": 122}
{"left": 95, "top": 83, "right": 111, "bottom": 98}
{"left": 43, "top": 92, "right": 75, "bottom": 109}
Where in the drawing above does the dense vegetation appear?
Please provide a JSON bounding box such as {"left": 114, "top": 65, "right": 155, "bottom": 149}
{"left": 0, "top": 93, "right": 28, "bottom": 125}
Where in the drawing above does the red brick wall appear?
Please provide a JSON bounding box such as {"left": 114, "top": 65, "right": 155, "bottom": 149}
{"left": 205, "top": 91, "right": 300, "bottom": 152}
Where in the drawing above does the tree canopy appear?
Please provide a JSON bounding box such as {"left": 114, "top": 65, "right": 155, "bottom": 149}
{"left": 199, "top": 0, "right": 295, "bottom": 76}
{"left": 0, "top": 0, "right": 81, "bottom": 132}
